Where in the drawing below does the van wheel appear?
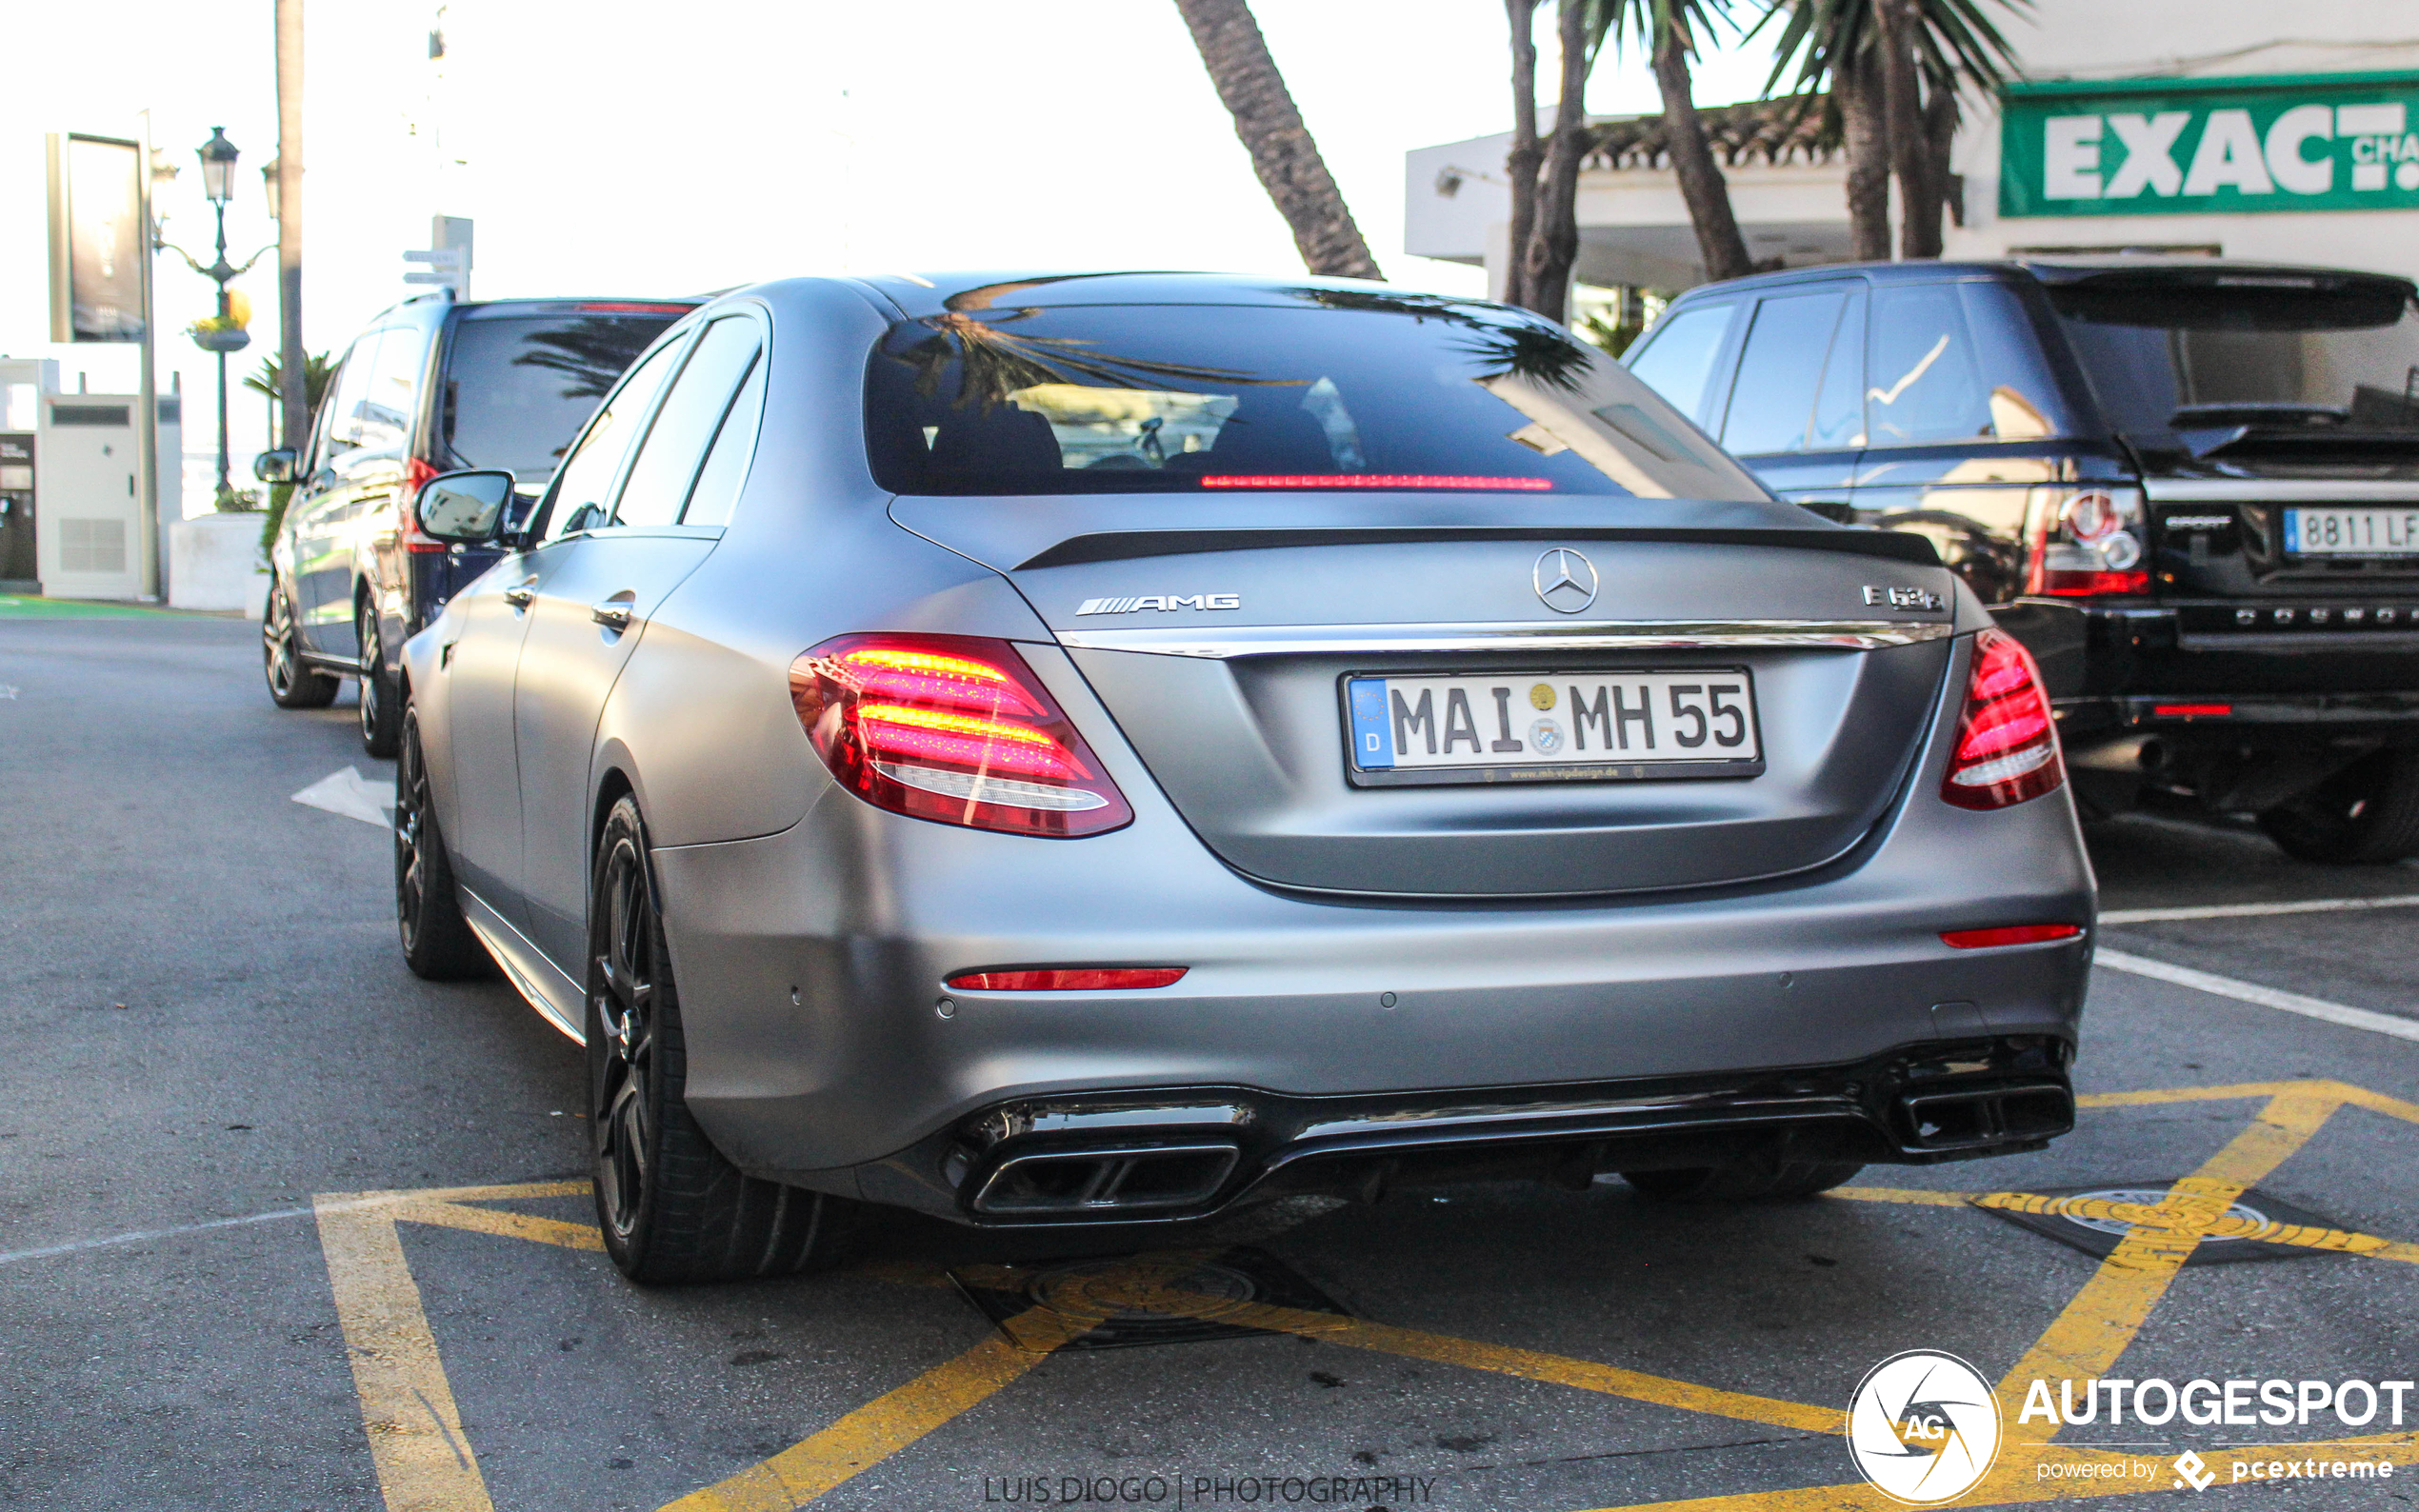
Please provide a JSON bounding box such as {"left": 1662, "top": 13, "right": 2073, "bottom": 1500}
{"left": 358, "top": 598, "right": 403, "bottom": 758}
{"left": 2259, "top": 749, "right": 2419, "bottom": 865}
{"left": 588, "top": 796, "right": 858, "bottom": 1283}
{"left": 263, "top": 583, "right": 340, "bottom": 709}
{"left": 1623, "top": 1161, "right": 1864, "bottom": 1202}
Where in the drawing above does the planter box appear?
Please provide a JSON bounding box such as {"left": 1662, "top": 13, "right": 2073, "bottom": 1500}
{"left": 170, "top": 513, "right": 270, "bottom": 613}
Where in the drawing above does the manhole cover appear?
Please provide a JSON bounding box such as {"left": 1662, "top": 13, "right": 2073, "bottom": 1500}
{"left": 952, "top": 1245, "right": 1349, "bottom": 1351}
{"left": 1975, "top": 1184, "right": 2349, "bottom": 1265}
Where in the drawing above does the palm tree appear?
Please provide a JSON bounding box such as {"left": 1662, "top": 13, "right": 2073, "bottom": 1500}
{"left": 1611, "top": 0, "right": 1756, "bottom": 284}
{"left": 1171, "top": 0, "right": 1383, "bottom": 280}
{"left": 1760, "top": 0, "right": 2026, "bottom": 259}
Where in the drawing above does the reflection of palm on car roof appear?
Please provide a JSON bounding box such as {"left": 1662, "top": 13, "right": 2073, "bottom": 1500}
{"left": 255, "top": 293, "right": 697, "bottom": 758}
{"left": 387, "top": 269, "right": 2091, "bottom": 1286}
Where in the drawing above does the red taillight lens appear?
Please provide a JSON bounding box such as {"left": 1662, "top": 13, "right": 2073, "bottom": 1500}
{"left": 789, "top": 634, "right": 1133, "bottom": 837}
{"left": 400, "top": 458, "right": 448, "bottom": 554}
{"left": 1940, "top": 924, "right": 2083, "bottom": 949}
{"left": 946, "top": 966, "right": 1187, "bottom": 991}
{"left": 2025, "top": 488, "right": 2147, "bottom": 596}
{"left": 1941, "top": 628, "right": 2066, "bottom": 810}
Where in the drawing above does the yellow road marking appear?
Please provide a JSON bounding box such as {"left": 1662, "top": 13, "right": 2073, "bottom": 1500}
{"left": 315, "top": 1193, "right": 495, "bottom": 1512}
{"left": 1994, "top": 1091, "right": 2336, "bottom": 1421}
{"left": 1828, "top": 1186, "right": 1974, "bottom": 1207}
{"left": 659, "top": 1307, "right": 1092, "bottom": 1512}
{"left": 399, "top": 1201, "right": 604, "bottom": 1251}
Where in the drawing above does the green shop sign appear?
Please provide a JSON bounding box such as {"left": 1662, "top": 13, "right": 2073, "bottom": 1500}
{"left": 2001, "top": 70, "right": 2419, "bottom": 218}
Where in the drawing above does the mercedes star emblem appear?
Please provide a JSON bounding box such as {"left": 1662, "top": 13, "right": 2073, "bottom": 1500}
{"left": 1533, "top": 547, "right": 1598, "bottom": 614}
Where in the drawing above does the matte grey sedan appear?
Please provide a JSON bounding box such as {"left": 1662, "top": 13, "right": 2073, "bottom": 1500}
{"left": 394, "top": 271, "right": 2093, "bottom": 1283}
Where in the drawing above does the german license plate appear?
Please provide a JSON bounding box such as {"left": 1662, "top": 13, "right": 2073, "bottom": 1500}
{"left": 1345, "top": 670, "right": 1764, "bottom": 786}
{"left": 2282, "top": 507, "right": 2419, "bottom": 556}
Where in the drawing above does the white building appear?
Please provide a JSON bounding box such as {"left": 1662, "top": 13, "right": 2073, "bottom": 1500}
{"left": 1407, "top": 1, "right": 2419, "bottom": 294}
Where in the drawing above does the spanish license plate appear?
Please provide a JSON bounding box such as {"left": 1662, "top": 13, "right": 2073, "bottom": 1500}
{"left": 2282, "top": 507, "right": 2419, "bottom": 557}
{"left": 1344, "top": 670, "right": 1764, "bottom": 786}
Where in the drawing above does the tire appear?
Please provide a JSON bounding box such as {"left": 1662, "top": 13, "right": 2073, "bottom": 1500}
{"left": 2258, "top": 748, "right": 2419, "bottom": 865}
{"left": 263, "top": 582, "right": 340, "bottom": 709}
{"left": 1623, "top": 1160, "right": 1865, "bottom": 1203}
{"left": 588, "top": 795, "right": 857, "bottom": 1283}
{"left": 394, "top": 706, "right": 490, "bottom": 981}
{"left": 357, "top": 597, "right": 403, "bottom": 759}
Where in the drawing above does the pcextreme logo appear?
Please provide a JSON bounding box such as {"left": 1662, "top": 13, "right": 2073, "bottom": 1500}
{"left": 1847, "top": 1351, "right": 2004, "bottom": 1505}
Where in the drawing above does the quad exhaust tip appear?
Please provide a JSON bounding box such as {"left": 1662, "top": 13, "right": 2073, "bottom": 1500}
{"left": 1896, "top": 1079, "right": 2073, "bottom": 1151}
{"left": 970, "top": 1143, "right": 1241, "bottom": 1216}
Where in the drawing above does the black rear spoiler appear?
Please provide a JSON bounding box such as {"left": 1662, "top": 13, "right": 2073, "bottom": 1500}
{"left": 1016, "top": 525, "right": 1941, "bottom": 570}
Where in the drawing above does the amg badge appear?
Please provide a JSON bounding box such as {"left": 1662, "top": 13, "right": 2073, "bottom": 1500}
{"left": 1076, "top": 594, "right": 1242, "bottom": 615}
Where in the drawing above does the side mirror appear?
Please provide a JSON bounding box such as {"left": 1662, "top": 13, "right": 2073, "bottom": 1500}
{"left": 253, "top": 448, "right": 298, "bottom": 485}
{"left": 415, "top": 468, "right": 518, "bottom": 545}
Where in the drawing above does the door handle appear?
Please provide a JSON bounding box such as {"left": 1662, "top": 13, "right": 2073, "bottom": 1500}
{"left": 503, "top": 575, "right": 539, "bottom": 609}
{"left": 591, "top": 592, "right": 637, "bottom": 631}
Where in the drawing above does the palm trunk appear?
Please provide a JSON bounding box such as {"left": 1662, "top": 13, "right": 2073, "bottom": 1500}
{"left": 1871, "top": 0, "right": 1939, "bottom": 259}
{"left": 1834, "top": 45, "right": 1891, "bottom": 262}
{"left": 275, "top": 0, "right": 308, "bottom": 452}
{"left": 1502, "top": 0, "right": 1544, "bottom": 310}
{"left": 1172, "top": 0, "right": 1382, "bottom": 280}
{"left": 1651, "top": 17, "right": 1754, "bottom": 284}
{"left": 1518, "top": 0, "right": 1593, "bottom": 320}
{"left": 1923, "top": 75, "right": 1962, "bottom": 233}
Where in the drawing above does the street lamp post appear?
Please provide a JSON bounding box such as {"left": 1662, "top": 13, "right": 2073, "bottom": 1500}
{"left": 193, "top": 128, "right": 248, "bottom": 505}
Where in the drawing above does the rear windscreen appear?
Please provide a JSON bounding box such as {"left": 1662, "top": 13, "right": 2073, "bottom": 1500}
{"left": 441, "top": 310, "right": 683, "bottom": 479}
{"left": 2049, "top": 277, "right": 2419, "bottom": 438}
{"left": 862, "top": 288, "right": 1764, "bottom": 500}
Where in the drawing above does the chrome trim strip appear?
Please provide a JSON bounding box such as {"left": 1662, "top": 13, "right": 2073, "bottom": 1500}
{"left": 2144, "top": 479, "right": 2419, "bottom": 504}
{"left": 460, "top": 889, "right": 585, "bottom": 1044}
{"left": 1053, "top": 619, "right": 1953, "bottom": 658}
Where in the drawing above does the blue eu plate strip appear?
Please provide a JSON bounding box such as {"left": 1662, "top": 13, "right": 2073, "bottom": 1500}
{"left": 1347, "top": 678, "right": 1393, "bottom": 769}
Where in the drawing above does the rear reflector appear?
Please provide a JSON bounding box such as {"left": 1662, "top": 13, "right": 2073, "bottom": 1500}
{"left": 1199, "top": 474, "right": 1552, "bottom": 491}
{"left": 1941, "top": 628, "right": 2066, "bottom": 810}
{"left": 946, "top": 967, "right": 1189, "bottom": 991}
{"left": 790, "top": 634, "right": 1132, "bottom": 838}
{"left": 1941, "top": 924, "right": 2084, "bottom": 949}
{"left": 2153, "top": 703, "right": 2232, "bottom": 719}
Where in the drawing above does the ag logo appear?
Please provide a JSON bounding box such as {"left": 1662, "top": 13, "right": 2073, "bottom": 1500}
{"left": 1847, "top": 1350, "right": 2003, "bottom": 1504}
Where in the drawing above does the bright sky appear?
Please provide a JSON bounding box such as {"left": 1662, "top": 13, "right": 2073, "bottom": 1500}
{"left": 0, "top": 0, "right": 1781, "bottom": 514}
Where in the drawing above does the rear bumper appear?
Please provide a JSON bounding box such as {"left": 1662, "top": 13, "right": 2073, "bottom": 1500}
{"left": 866, "top": 1037, "right": 2073, "bottom": 1225}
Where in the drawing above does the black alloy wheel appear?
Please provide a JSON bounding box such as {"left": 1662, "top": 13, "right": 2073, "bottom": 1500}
{"left": 394, "top": 706, "right": 488, "bottom": 980}
{"left": 587, "top": 795, "right": 856, "bottom": 1283}
{"left": 2259, "top": 748, "right": 2419, "bottom": 865}
{"left": 263, "top": 582, "right": 340, "bottom": 709}
{"left": 357, "top": 599, "right": 403, "bottom": 758}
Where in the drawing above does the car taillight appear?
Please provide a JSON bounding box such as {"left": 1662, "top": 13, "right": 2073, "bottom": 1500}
{"left": 399, "top": 458, "right": 448, "bottom": 554}
{"left": 788, "top": 634, "right": 1133, "bottom": 838}
{"left": 2025, "top": 487, "right": 2147, "bottom": 596}
{"left": 1941, "top": 924, "right": 2082, "bottom": 949}
{"left": 946, "top": 967, "right": 1187, "bottom": 990}
{"left": 1941, "top": 628, "right": 2065, "bottom": 810}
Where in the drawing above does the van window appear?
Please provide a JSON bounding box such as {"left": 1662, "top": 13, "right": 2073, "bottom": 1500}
{"left": 321, "top": 334, "right": 383, "bottom": 454}
{"left": 355, "top": 325, "right": 428, "bottom": 453}
{"left": 614, "top": 318, "right": 763, "bottom": 528}
{"left": 1720, "top": 290, "right": 1848, "bottom": 455}
{"left": 1624, "top": 304, "right": 1737, "bottom": 427}
{"left": 441, "top": 308, "right": 686, "bottom": 480}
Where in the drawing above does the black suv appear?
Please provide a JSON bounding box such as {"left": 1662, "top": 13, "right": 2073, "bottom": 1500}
{"left": 256, "top": 293, "right": 696, "bottom": 755}
{"left": 1626, "top": 258, "right": 2419, "bottom": 863}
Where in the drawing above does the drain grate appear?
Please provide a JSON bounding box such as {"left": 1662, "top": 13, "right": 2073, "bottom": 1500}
{"left": 950, "top": 1245, "right": 1350, "bottom": 1351}
{"left": 1975, "top": 1184, "right": 2350, "bottom": 1266}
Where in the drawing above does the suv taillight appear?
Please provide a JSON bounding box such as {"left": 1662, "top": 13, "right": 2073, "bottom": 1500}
{"left": 399, "top": 458, "right": 447, "bottom": 554}
{"left": 1941, "top": 628, "right": 2065, "bottom": 810}
{"left": 2025, "top": 487, "right": 2147, "bottom": 596}
{"left": 788, "top": 634, "right": 1133, "bottom": 838}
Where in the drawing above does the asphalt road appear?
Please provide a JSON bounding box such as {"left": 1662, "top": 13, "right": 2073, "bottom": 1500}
{"left": 3, "top": 611, "right": 2415, "bottom": 1512}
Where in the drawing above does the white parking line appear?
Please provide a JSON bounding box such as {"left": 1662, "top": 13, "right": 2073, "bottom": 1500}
{"left": 2101, "top": 893, "right": 2419, "bottom": 925}
{"left": 292, "top": 766, "right": 391, "bottom": 827}
{"left": 2095, "top": 947, "right": 2419, "bottom": 1044}
{"left": 0, "top": 1193, "right": 411, "bottom": 1267}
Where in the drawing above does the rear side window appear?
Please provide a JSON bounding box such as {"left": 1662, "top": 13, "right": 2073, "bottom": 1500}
{"left": 355, "top": 324, "right": 428, "bottom": 453}
{"left": 613, "top": 318, "right": 763, "bottom": 528}
{"left": 1868, "top": 283, "right": 2074, "bottom": 447}
{"left": 321, "top": 333, "right": 383, "bottom": 455}
{"left": 538, "top": 336, "right": 685, "bottom": 543}
{"left": 863, "top": 289, "right": 1762, "bottom": 500}
{"left": 1719, "top": 289, "right": 1848, "bottom": 455}
{"left": 1624, "top": 304, "right": 1737, "bottom": 426}
{"left": 682, "top": 355, "right": 766, "bottom": 527}
{"left": 440, "top": 308, "right": 684, "bottom": 480}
